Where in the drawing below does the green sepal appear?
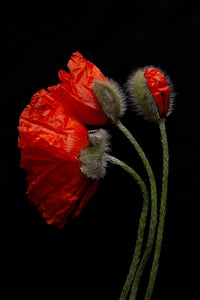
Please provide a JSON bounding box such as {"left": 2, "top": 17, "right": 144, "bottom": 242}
{"left": 93, "top": 81, "right": 121, "bottom": 123}
{"left": 79, "top": 129, "right": 110, "bottom": 179}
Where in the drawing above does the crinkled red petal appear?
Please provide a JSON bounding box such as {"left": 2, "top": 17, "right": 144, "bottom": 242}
{"left": 53, "top": 51, "right": 109, "bottom": 125}
{"left": 18, "top": 89, "right": 97, "bottom": 227}
{"left": 144, "top": 68, "right": 170, "bottom": 117}
{"left": 18, "top": 89, "right": 89, "bottom": 160}
{"left": 48, "top": 83, "right": 108, "bottom": 126}
{"left": 26, "top": 156, "right": 90, "bottom": 227}
{"left": 67, "top": 52, "right": 106, "bottom": 104}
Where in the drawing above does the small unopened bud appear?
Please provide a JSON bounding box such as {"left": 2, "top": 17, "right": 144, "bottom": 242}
{"left": 126, "top": 66, "right": 175, "bottom": 122}
{"left": 79, "top": 129, "right": 111, "bottom": 180}
{"left": 92, "top": 79, "right": 126, "bottom": 123}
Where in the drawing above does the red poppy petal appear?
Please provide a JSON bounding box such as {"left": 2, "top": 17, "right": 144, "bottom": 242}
{"left": 18, "top": 88, "right": 97, "bottom": 227}
{"left": 19, "top": 146, "right": 64, "bottom": 184}
{"left": 58, "top": 69, "right": 71, "bottom": 86}
{"left": 48, "top": 83, "right": 108, "bottom": 126}
{"left": 68, "top": 52, "right": 107, "bottom": 104}
{"left": 18, "top": 89, "right": 89, "bottom": 160}
{"left": 73, "top": 179, "right": 100, "bottom": 218}
{"left": 51, "top": 52, "right": 110, "bottom": 125}
{"left": 68, "top": 52, "right": 106, "bottom": 82}
{"left": 144, "top": 68, "right": 170, "bottom": 117}
{"left": 24, "top": 155, "right": 91, "bottom": 227}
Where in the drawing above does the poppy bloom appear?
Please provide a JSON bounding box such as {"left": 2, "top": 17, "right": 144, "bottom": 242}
{"left": 48, "top": 51, "right": 110, "bottom": 125}
{"left": 126, "top": 66, "right": 175, "bottom": 122}
{"left": 18, "top": 89, "right": 100, "bottom": 227}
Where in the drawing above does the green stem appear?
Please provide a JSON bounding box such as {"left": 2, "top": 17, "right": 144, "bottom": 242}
{"left": 106, "top": 154, "right": 149, "bottom": 297}
{"left": 116, "top": 121, "right": 157, "bottom": 300}
{"left": 143, "top": 119, "right": 169, "bottom": 300}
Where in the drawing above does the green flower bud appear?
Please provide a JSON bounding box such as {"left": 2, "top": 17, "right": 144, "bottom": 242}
{"left": 92, "top": 79, "right": 126, "bottom": 123}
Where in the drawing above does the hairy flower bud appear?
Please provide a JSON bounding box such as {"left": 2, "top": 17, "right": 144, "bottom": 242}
{"left": 126, "top": 66, "right": 175, "bottom": 122}
{"left": 92, "top": 79, "right": 126, "bottom": 123}
{"left": 79, "top": 129, "right": 111, "bottom": 180}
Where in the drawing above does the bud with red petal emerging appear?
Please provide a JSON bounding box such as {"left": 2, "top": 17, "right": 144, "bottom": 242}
{"left": 126, "top": 66, "right": 175, "bottom": 122}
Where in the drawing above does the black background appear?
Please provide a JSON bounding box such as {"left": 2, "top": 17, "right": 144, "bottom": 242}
{"left": 1, "top": 1, "right": 200, "bottom": 299}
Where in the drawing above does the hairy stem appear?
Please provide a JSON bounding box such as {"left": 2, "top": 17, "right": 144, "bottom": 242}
{"left": 106, "top": 154, "right": 149, "bottom": 299}
{"left": 143, "top": 119, "right": 169, "bottom": 300}
{"left": 116, "top": 121, "right": 157, "bottom": 300}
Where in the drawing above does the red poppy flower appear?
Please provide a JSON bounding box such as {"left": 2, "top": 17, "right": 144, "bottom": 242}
{"left": 18, "top": 89, "right": 99, "bottom": 227}
{"left": 48, "top": 51, "right": 109, "bottom": 125}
